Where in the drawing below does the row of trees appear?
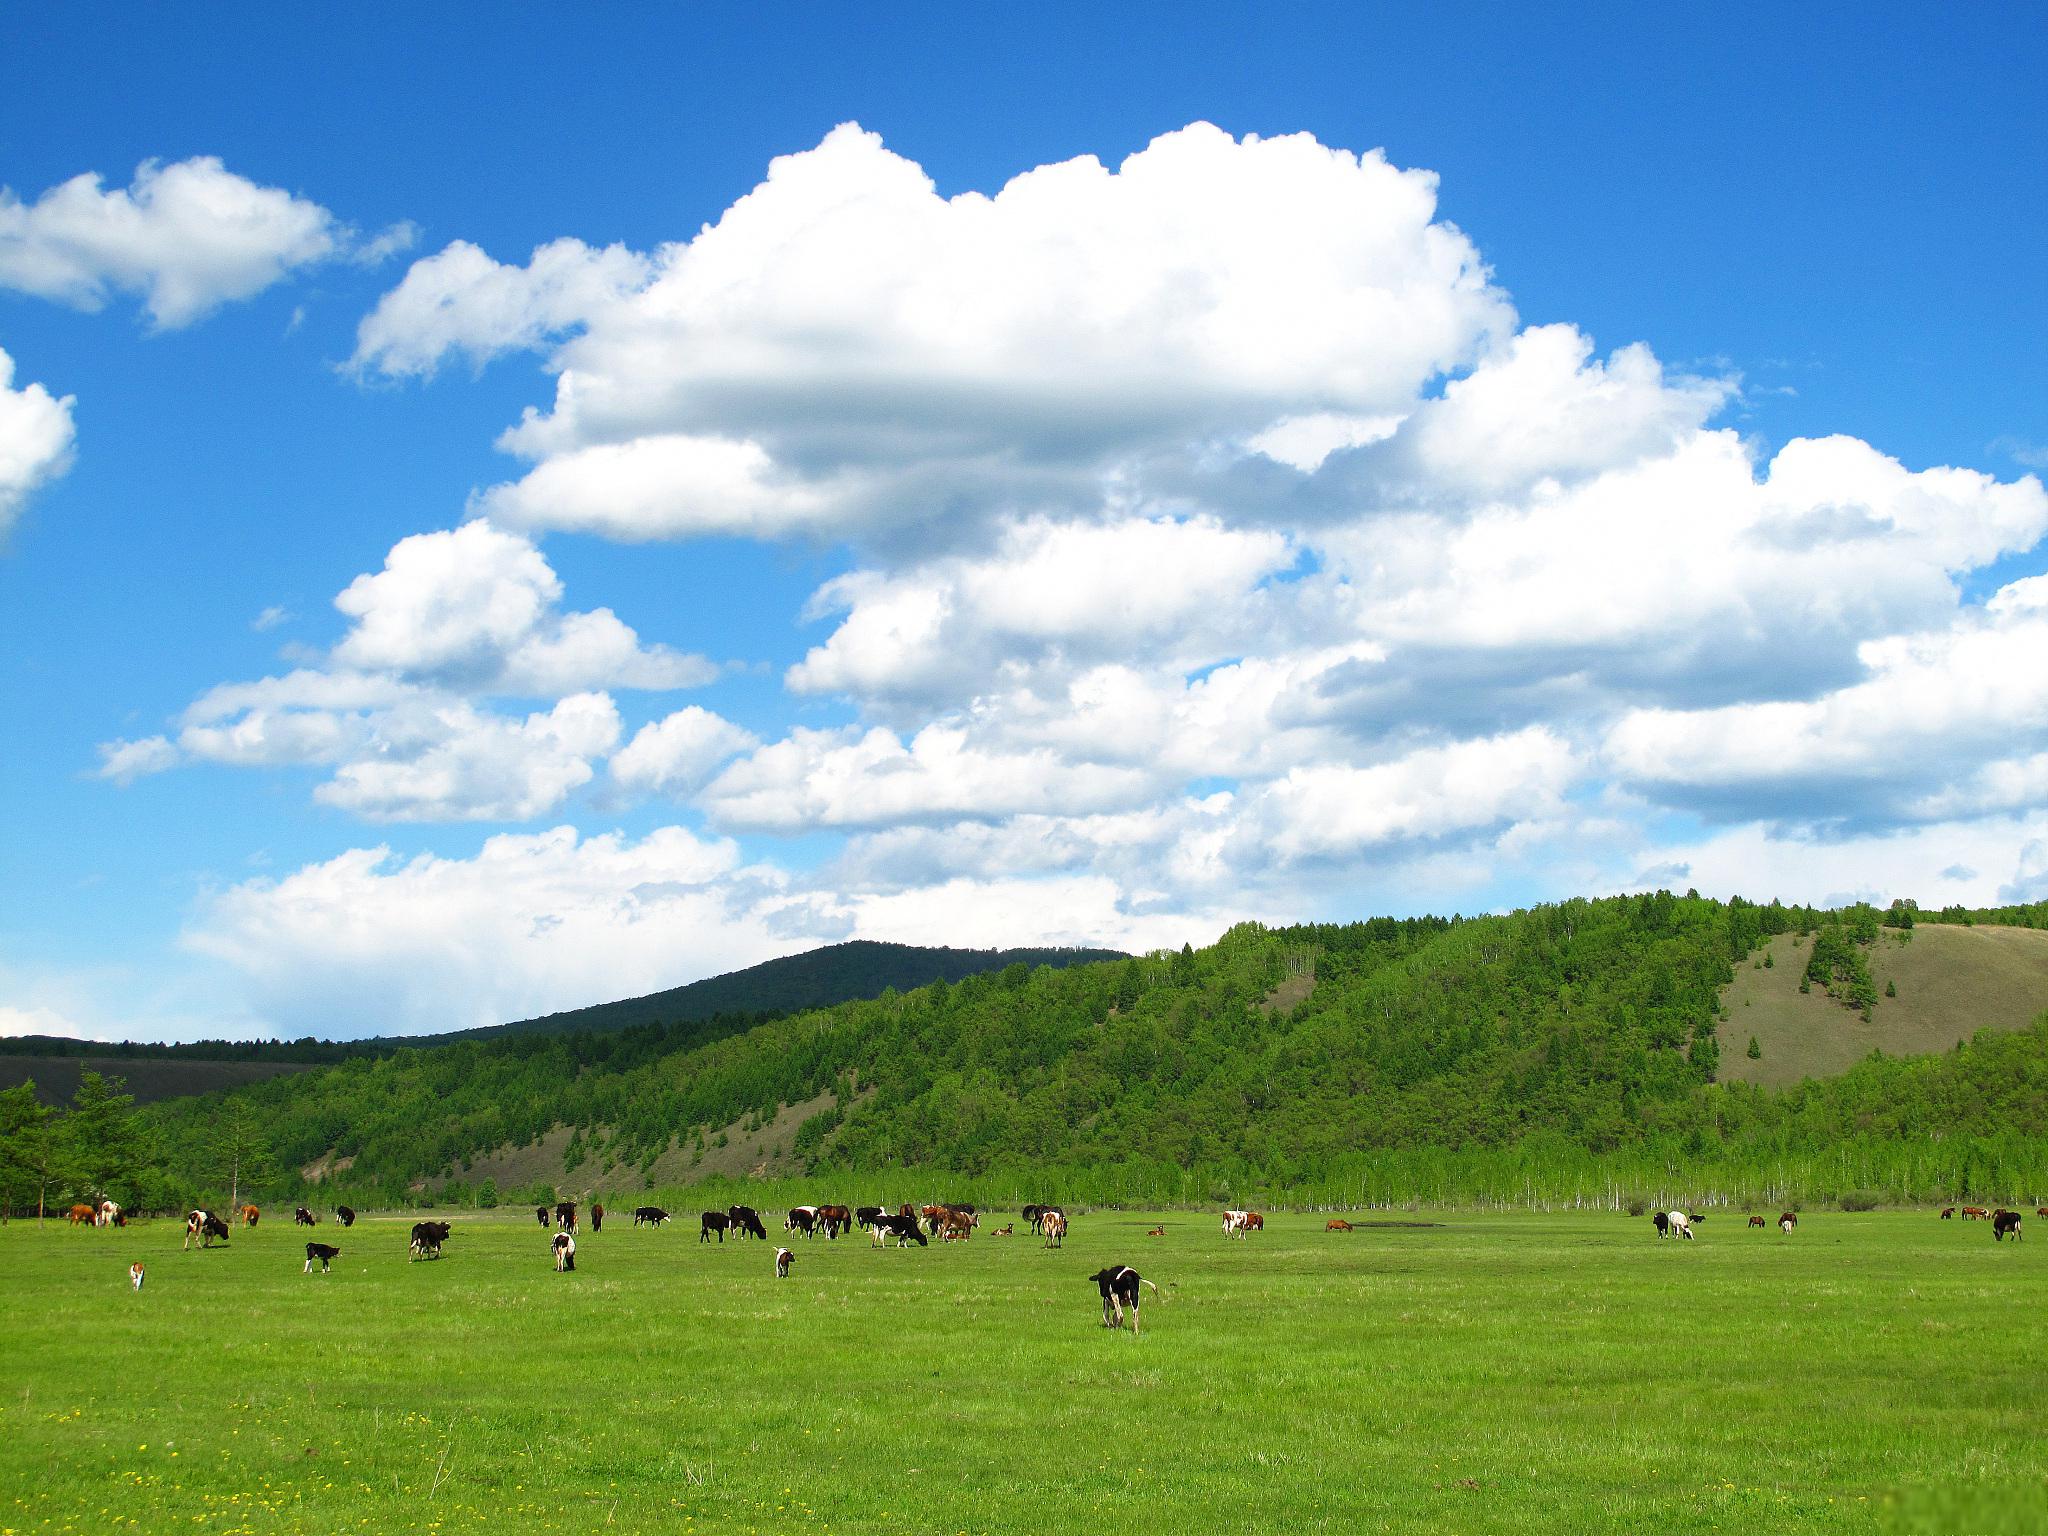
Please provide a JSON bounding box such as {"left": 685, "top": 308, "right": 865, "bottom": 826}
{"left": 0, "top": 1071, "right": 278, "bottom": 1219}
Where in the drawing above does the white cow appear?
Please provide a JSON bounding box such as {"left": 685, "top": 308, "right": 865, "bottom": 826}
{"left": 1666, "top": 1211, "right": 1695, "bottom": 1240}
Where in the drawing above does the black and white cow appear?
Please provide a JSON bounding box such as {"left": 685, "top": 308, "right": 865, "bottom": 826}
{"left": 184, "top": 1209, "right": 231, "bottom": 1249}
{"left": 869, "top": 1212, "right": 927, "bottom": 1248}
{"left": 555, "top": 1201, "right": 579, "bottom": 1233}
{"left": 1087, "top": 1266, "right": 1162, "bottom": 1335}
{"left": 727, "top": 1205, "right": 768, "bottom": 1241}
{"left": 553, "top": 1232, "right": 577, "bottom": 1271}
{"left": 536, "top": 1206, "right": 551, "bottom": 1228}
{"left": 304, "top": 1242, "right": 341, "bottom": 1273}
{"left": 855, "top": 1205, "right": 884, "bottom": 1229}
{"left": 633, "top": 1206, "right": 670, "bottom": 1227}
{"left": 294, "top": 1207, "right": 317, "bottom": 1227}
{"left": 786, "top": 1206, "right": 818, "bottom": 1237}
{"left": 336, "top": 1205, "right": 357, "bottom": 1228}
{"left": 409, "top": 1220, "right": 451, "bottom": 1260}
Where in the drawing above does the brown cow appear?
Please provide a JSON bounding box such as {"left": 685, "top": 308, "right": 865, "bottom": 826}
{"left": 1779, "top": 1212, "right": 1798, "bottom": 1233}
{"left": 1963, "top": 1206, "right": 1990, "bottom": 1220}
{"left": 1747, "top": 1215, "right": 1766, "bottom": 1228}
{"left": 241, "top": 1205, "right": 260, "bottom": 1227}
{"left": 1146, "top": 1225, "right": 1166, "bottom": 1237}
{"left": 1940, "top": 1207, "right": 1955, "bottom": 1219}
{"left": 67, "top": 1204, "right": 95, "bottom": 1225}
{"left": 1327, "top": 1219, "right": 1354, "bottom": 1232}
{"left": 817, "top": 1204, "right": 853, "bottom": 1239}
{"left": 1041, "top": 1210, "right": 1068, "bottom": 1249}
{"left": 992, "top": 1223, "right": 1014, "bottom": 1236}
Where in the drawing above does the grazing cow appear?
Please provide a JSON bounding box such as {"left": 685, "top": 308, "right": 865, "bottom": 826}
{"left": 241, "top": 1205, "right": 260, "bottom": 1227}
{"left": 304, "top": 1242, "right": 340, "bottom": 1273}
{"left": 869, "top": 1213, "right": 927, "bottom": 1248}
{"left": 1941, "top": 1207, "right": 1956, "bottom": 1219}
{"left": 1665, "top": 1211, "right": 1695, "bottom": 1240}
{"left": 700, "top": 1211, "right": 731, "bottom": 1243}
{"left": 1088, "top": 1267, "right": 1162, "bottom": 1335}
{"left": 553, "top": 1232, "right": 577, "bottom": 1271}
{"left": 2037, "top": 1207, "right": 2048, "bottom": 1219}
{"left": 1652, "top": 1212, "right": 1670, "bottom": 1237}
{"left": 1962, "top": 1206, "right": 1990, "bottom": 1220}
{"left": 555, "top": 1201, "right": 578, "bottom": 1233}
{"left": 633, "top": 1206, "right": 670, "bottom": 1227}
{"left": 1326, "top": 1220, "right": 1354, "bottom": 1232}
{"left": 1042, "top": 1210, "right": 1068, "bottom": 1249}
{"left": 295, "top": 1207, "right": 317, "bottom": 1227}
{"left": 536, "top": 1206, "right": 551, "bottom": 1228}
{"left": 1780, "top": 1213, "right": 1798, "bottom": 1233}
{"left": 590, "top": 1203, "right": 604, "bottom": 1234}
{"left": 129, "top": 1262, "right": 145, "bottom": 1292}
{"left": 408, "top": 1220, "right": 451, "bottom": 1260}
{"left": 1146, "top": 1225, "right": 1166, "bottom": 1238}
{"left": 336, "top": 1206, "right": 356, "bottom": 1228}
{"left": 1748, "top": 1215, "right": 1767, "bottom": 1228}
{"left": 95, "top": 1200, "right": 120, "bottom": 1229}
{"left": 939, "top": 1209, "right": 976, "bottom": 1242}
{"left": 1993, "top": 1210, "right": 2023, "bottom": 1242}
{"left": 727, "top": 1205, "right": 768, "bottom": 1241}
{"left": 786, "top": 1206, "right": 819, "bottom": 1237}
{"left": 184, "top": 1210, "right": 230, "bottom": 1249}
{"left": 775, "top": 1246, "right": 794, "bottom": 1278}
{"left": 67, "top": 1204, "right": 94, "bottom": 1225}
{"left": 1022, "top": 1204, "right": 1050, "bottom": 1233}
{"left": 818, "top": 1204, "right": 853, "bottom": 1239}
{"left": 855, "top": 1205, "right": 884, "bottom": 1230}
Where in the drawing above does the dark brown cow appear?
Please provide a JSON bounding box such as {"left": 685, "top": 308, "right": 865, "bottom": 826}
{"left": 1747, "top": 1215, "right": 1767, "bottom": 1228}
{"left": 1993, "top": 1210, "right": 2023, "bottom": 1242}
{"left": 590, "top": 1202, "right": 604, "bottom": 1233}
{"left": 555, "top": 1201, "right": 578, "bottom": 1233}
{"left": 1779, "top": 1212, "right": 1798, "bottom": 1233}
{"left": 1940, "top": 1207, "right": 1955, "bottom": 1219}
{"left": 727, "top": 1205, "right": 767, "bottom": 1240}
{"left": 817, "top": 1204, "right": 853, "bottom": 1239}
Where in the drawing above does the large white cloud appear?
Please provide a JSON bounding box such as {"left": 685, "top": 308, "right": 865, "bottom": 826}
{"left": 361, "top": 121, "right": 1511, "bottom": 544}
{"left": 0, "top": 347, "right": 75, "bottom": 534}
{"left": 0, "top": 156, "right": 407, "bottom": 328}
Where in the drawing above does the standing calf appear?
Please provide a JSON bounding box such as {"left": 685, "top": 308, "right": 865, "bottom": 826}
{"left": 1087, "top": 1267, "right": 1162, "bottom": 1335}
{"left": 775, "top": 1246, "right": 794, "bottom": 1278}
{"left": 304, "top": 1242, "right": 341, "bottom": 1273}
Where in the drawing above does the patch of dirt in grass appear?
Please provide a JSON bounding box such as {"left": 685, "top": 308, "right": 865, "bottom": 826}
{"left": 1718, "top": 925, "right": 2048, "bottom": 1088}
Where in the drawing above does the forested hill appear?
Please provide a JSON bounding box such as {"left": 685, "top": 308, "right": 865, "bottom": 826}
{"left": 126, "top": 893, "right": 2048, "bottom": 1210}
{"left": 434, "top": 940, "right": 1128, "bottom": 1045}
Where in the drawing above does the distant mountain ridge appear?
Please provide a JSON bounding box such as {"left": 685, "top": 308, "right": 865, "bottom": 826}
{"left": 421, "top": 940, "right": 1130, "bottom": 1044}
{"left": 0, "top": 940, "right": 1128, "bottom": 1104}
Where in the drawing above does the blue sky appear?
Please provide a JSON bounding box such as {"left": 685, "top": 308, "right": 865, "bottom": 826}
{"left": 2, "top": 7, "right": 2044, "bottom": 1041}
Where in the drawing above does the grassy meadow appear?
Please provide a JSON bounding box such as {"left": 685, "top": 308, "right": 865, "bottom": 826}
{"left": 2, "top": 1206, "right": 2043, "bottom": 1534}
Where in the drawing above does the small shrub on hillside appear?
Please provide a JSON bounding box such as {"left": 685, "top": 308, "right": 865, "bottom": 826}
{"left": 1625, "top": 1196, "right": 1649, "bottom": 1217}
{"left": 1838, "top": 1190, "right": 1883, "bottom": 1212}
{"left": 1885, "top": 979, "right": 1897, "bottom": 997}
{"left": 1747, "top": 1036, "right": 1762, "bottom": 1060}
{"left": 1764, "top": 950, "right": 1774, "bottom": 968}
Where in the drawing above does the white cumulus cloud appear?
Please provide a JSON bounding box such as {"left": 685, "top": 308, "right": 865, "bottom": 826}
{"left": 0, "top": 156, "right": 405, "bottom": 328}
{"left": 0, "top": 347, "right": 76, "bottom": 534}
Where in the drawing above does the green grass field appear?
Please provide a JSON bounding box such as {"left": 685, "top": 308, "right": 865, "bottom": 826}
{"left": 3, "top": 1207, "right": 2043, "bottom": 1534}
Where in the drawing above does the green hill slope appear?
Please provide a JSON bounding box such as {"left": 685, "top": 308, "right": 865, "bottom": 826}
{"left": 127, "top": 894, "right": 2048, "bottom": 1210}
{"left": 1719, "top": 924, "right": 2048, "bottom": 1088}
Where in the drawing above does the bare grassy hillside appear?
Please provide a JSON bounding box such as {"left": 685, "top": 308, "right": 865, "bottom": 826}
{"left": 1718, "top": 925, "right": 2048, "bottom": 1087}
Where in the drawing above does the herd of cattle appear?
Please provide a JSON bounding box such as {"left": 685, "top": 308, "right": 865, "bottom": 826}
{"left": 76, "top": 1193, "right": 2034, "bottom": 1336}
